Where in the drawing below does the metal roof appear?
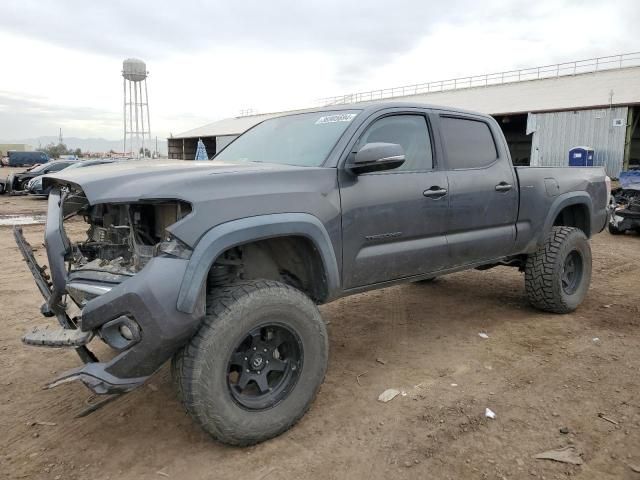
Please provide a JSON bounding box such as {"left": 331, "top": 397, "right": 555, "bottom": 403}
{"left": 173, "top": 112, "right": 286, "bottom": 139}
{"left": 171, "top": 52, "right": 640, "bottom": 140}
{"left": 321, "top": 52, "right": 640, "bottom": 106}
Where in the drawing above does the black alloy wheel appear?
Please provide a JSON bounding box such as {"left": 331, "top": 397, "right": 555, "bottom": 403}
{"left": 561, "top": 250, "right": 583, "bottom": 295}
{"left": 227, "top": 323, "right": 303, "bottom": 410}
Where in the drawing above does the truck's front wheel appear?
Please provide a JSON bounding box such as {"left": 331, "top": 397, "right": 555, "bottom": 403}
{"left": 524, "top": 226, "right": 592, "bottom": 313}
{"left": 172, "top": 280, "right": 328, "bottom": 446}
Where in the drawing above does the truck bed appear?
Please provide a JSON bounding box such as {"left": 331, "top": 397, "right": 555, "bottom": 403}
{"left": 513, "top": 166, "right": 609, "bottom": 253}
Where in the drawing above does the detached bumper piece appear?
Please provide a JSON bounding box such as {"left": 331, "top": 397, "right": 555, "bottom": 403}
{"left": 13, "top": 225, "right": 97, "bottom": 364}
{"left": 14, "top": 224, "right": 148, "bottom": 400}
{"left": 23, "top": 324, "right": 94, "bottom": 347}
{"left": 13, "top": 226, "right": 56, "bottom": 310}
{"left": 14, "top": 190, "right": 204, "bottom": 405}
{"left": 46, "top": 364, "right": 148, "bottom": 394}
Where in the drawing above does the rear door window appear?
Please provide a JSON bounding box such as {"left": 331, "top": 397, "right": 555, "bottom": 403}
{"left": 440, "top": 116, "right": 497, "bottom": 169}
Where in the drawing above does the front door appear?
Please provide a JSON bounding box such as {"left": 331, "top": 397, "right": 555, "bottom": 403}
{"left": 340, "top": 112, "right": 450, "bottom": 289}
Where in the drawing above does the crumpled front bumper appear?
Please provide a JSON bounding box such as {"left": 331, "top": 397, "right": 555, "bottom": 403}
{"left": 16, "top": 190, "right": 205, "bottom": 395}
{"left": 608, "top": 192, "right": 640, "bottom": 232}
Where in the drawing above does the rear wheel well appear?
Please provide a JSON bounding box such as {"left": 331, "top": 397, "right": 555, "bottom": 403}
{"left": 553, "top": 204, "right": 590, "bottom": 237}
{"left": 208, "top": 236, "right": 328, "bottom": 303}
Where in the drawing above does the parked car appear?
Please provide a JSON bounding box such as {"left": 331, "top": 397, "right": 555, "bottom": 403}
{"left": 7, "top": 151, "right": 49, "bottom": 167}
{"left": 5, "top": 159, "right": 79, "bottom": 193}
{"left": 27, "top": 158, "right": 118, "bottom": 196}
{"left": 15, "top": 102, "right": 609, "bottom": 446}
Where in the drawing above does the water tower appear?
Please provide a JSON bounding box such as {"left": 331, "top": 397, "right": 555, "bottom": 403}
{"left": 122, "top": 58, "right": 151, "bottom": 157}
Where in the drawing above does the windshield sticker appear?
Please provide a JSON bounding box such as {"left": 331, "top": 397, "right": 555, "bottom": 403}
{"left": 315, "top": 113, "right": 357, "bottom": 125}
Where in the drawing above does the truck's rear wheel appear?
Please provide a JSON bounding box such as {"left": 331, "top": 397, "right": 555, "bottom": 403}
{"left": 524, "top": 226, "right": 592, "bottom": 313}
{"left": 172, "top": 280, "right": 328, "bottom": 446}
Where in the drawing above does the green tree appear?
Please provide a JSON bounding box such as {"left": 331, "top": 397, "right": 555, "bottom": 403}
{"left": 38, "top": 142, "right": 70, "bottom": 159}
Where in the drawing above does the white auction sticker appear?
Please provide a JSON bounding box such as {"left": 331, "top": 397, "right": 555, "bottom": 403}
{"left": 315, "top": 113, "right": 357, "bottom": 125}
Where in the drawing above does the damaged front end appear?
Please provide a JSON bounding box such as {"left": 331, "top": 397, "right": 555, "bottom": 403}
{"left": 64, "top": 191, "right": 193, "bottom": 306}
{"left": 609, "top": 182, "right": 640, "bottom": 234}
{"left": 15, "top": 184, "right": 204, "bottom": 401}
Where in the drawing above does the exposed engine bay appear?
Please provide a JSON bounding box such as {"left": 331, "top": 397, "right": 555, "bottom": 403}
{"left": 609, "top": 186, "right": 640, "bottom": 234}
{"left": 612, "top": 187, "right": 640, "bottom": 212}
{"left": 62, "top": 189, "right": 192, "bottom": 278}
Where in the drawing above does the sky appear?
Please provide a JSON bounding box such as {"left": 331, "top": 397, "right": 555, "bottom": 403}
{"left": 0, "top": 0, "right": 638, "bottom": 142}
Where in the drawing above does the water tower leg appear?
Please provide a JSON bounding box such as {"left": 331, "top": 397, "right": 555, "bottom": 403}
{"left": 129, "top": 81, "right": 134, "bottom": 156}
{"left": 139, "top": 81, "right": 145, "bottom": 156}
{"left": 134, "top": 81, "right": 140, "bottom": 157}
{"left": 123, "top": 78, "right": 127, "bottom": 155}
{"left": 145, "top": 79, "right": 151, "bottom": 156}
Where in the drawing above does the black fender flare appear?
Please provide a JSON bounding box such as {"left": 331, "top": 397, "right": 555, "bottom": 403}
{"left": 541, "top": 191, "right": 593, "bottom": 241}
{"left": 176, "top": 213, "right": 341, "bottom": 314}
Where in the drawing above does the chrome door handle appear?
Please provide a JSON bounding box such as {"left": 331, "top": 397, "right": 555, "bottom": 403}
{"left": 495, "top": 182, "right": 513, "bottom": 192}
{"left": 423, "top": 187, "right": 448, "bottom": 198}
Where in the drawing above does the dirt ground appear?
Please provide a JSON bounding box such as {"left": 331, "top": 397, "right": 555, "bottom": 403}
{"left": 1, "top": 188, "right": 639, "bottom": 480}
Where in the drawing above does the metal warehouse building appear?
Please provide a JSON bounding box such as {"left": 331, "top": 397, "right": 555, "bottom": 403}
{"left": 168, "top": 53, "right": 640, "bottom": 177}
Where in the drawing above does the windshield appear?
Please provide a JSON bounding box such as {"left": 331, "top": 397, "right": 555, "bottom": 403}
{"left": 214, "top": 110, "right": 360, "bottom": 167}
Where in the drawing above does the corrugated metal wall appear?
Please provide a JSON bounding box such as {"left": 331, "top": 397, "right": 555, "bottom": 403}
{"left": 215, "top": 135, "right": 237, "bottom": 152}
{"left": 529, "top": 107, "right": 628, "bottom": 177}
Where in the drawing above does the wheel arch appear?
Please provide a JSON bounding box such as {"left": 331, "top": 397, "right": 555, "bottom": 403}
{"left": 176, "top": 213, "right": 341, "bottom": 314}
{"left": 542, "top": 192, "right": 593, "bottom": 241}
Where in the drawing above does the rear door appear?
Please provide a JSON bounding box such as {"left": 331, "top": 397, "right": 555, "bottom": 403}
{"left": 340, "top": 109, "right": 450, "bottom": 289}
{"left": 436, "top": 113, "right": 518, "bottom": 265}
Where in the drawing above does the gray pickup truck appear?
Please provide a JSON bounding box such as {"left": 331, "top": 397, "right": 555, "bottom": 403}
{"left": 15, "top": 102, "right": 609, "bottom": 445}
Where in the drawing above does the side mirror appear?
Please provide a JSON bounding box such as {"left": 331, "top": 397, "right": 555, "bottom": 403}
{"left": 349, "top": 142, "right": 405, "bottom": 175}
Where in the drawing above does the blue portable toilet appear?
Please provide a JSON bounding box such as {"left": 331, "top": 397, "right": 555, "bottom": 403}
{"left": 568, "top": 146, "right": 594, "bottom": 167}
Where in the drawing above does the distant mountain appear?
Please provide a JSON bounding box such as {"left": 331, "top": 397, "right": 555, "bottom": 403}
{"left": 2, "top": 136, "right": 168, "bottom": 155}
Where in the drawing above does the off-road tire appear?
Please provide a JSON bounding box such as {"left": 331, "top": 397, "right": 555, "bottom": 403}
{"left": 524, "top": 226, "right": 592, "bottom": 314}
{"left": 172, "top": 279, "right": 328, "bottom": 446}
